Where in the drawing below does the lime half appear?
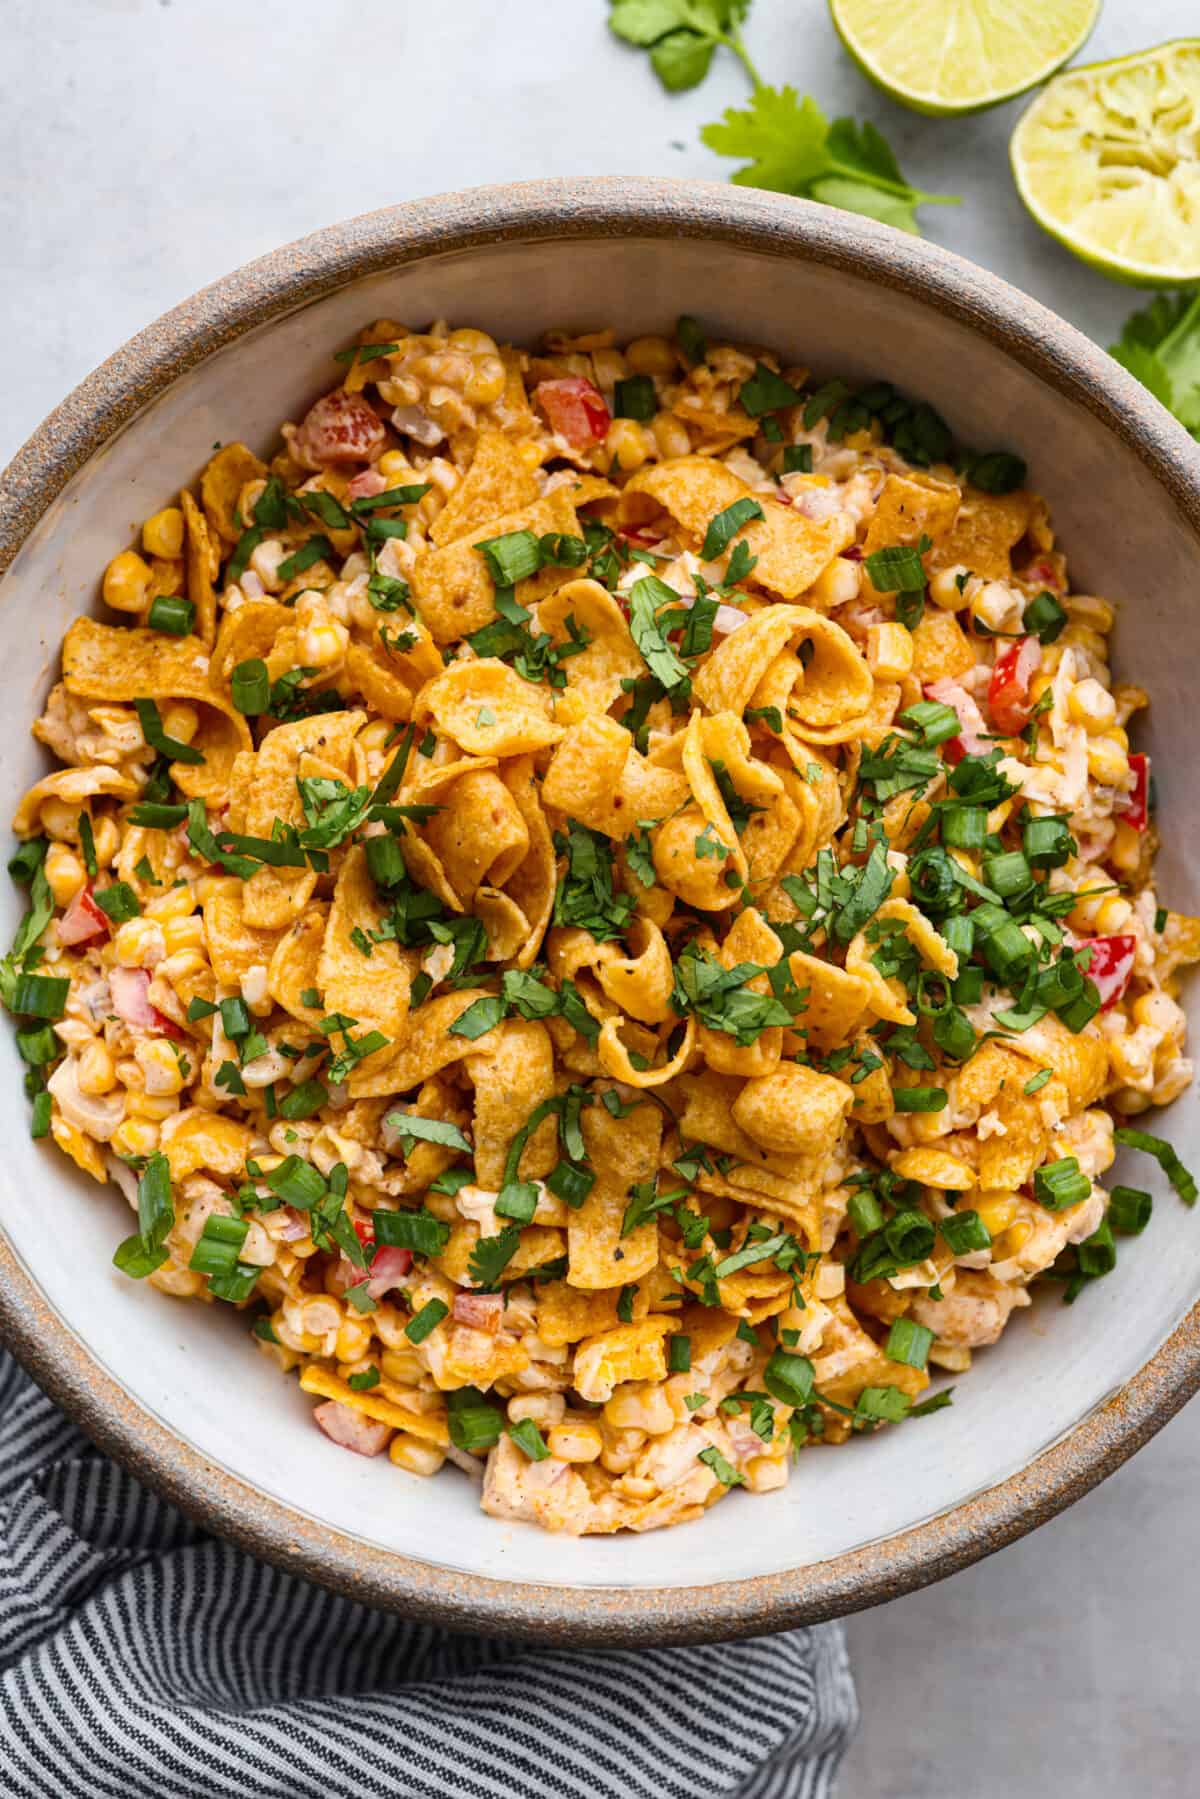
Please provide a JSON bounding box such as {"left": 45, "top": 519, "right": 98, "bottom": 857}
{"left": 829, "top": 0, "right": 1100, "bottom": 116}
{"left": 1011, "top": 40, "right": 1200, "bottom": 285}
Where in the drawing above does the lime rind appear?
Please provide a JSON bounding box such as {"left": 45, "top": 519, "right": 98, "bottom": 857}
{"left": 1011, "top": 38, "right": 1200, "bottom": 286}
{"left": 830, "top": 0, "right": 1100, "bottom": 117}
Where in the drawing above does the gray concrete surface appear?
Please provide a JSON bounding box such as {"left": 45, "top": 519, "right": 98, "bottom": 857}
{"left": 2, "top": 2, "right": 1196, "bottom": 1793}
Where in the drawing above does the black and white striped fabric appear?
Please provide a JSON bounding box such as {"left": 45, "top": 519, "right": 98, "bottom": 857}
{"left": 0, "top": 1351, "right": 857, "bottom": 1798}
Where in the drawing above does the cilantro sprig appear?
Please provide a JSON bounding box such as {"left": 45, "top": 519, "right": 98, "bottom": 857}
{"left": 703, "top": 89, "right": 958, "bottom": 237}
{"left": 1110, "top": 292, "right": 1200, "bottom": 442}
{"left": 607, "top": 0, "right": 757, "bottom": 93}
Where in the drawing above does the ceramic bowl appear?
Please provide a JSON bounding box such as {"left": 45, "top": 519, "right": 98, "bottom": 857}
{"left": 2, "top": 178, "right": 1199, "bottom": 1646}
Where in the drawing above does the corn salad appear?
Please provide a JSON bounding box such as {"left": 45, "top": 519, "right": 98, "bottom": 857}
{"left": 6, "top": 314, "right": 1198, "bottom": 1536}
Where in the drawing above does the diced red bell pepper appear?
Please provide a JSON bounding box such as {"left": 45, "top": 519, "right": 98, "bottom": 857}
{"left": 1076, "top": 934, "right": 1137, "bottom": 1010}
{"left": 534, "top": 377, "right": 611, "bottom": 449}
{"left": 56, "top": 883, "right": 110, "bottom": 946}
{"left": 924, "top": 677, "right": 989, "bottom": 765}
{"left": 1118, "top": 753, "right": 1150, "bottom": 831}
{"left": 987, "top": 635, "right": 1041, "bottom": 735}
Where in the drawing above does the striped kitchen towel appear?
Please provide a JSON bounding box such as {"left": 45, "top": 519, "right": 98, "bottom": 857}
{"left": 0, "top": 1351, "right": 857, "bottom": 1799}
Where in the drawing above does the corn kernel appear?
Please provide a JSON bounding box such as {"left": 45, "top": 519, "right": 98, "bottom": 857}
{"left": 651, "top": 414, "right": 692, "bottom": 460}
{"left": 91, "top": 815, "right": 120, "bottom": 868}
{"left": 103, "top": 549, "right": 154, "bottom": 614}
{"left": 744, "top": 1455, "right": 788, "bottom": 1494}
{"left": 389, "top": 1434, "right": 446, "bottom": 1477}
{"left": 145, "top": 885, "right": 197, "bottom": 925}
{"left": 464, "top": 356, "right": 506, "bottom": 407}
{"left": 1108, "top": 820, "right": 1142, "bottom": 874}
{"left": 160, "top": 703, "right": 198, "bottom": 746}
{"left": 76, "top": 1040, "right": 117, "bottom": 1096}
{"left": 114, "top": 917, "right": 166, "bottom": 968}
{"left": 134, "top": 1038, "right": 185, "bottom": 1097}
{"left": 974, "top": 1196, "right": 1017, "bottom": 1236}
{"left": 547, "top": 1421, "right": 603, "bottom": 1463}
{"left": 378, "top": 450, "right": 414, "bottom": 482}
{"left": 163, "top": 917, "right": 205, "bottom": 955}
{"left": 603, "top": 1382, "right": 674, "bottom": 1435}
{"left": 128, "top": 1089, "right": 181, "bottom": 1121}
{"left": 447, "top": 327, "right": 499, "bottom": 358}
{"left": 112, "top": 1118, "right": 160, "bottom": 1158}
{"left": 335, "top": 1316, "right": 374, "bottom": 1364}
{"left": 1094, "top": 895, "right": 1133, "bottom": 935}
{"left": 44, "top": 843, "right": 86, "bottom": 907}
{"left": 141, "top": 507, "right": 185, "bottom": 559}
{"left": 807, "top": 556, "right": 861, "bottom": 610}
{"left": 1067, "top": 678, "right": 1117, "bottom": 732}
{"left": 625, "top": 334, "right": 677, "bottom": 377}
{"left": 40, "top": 798, "right": 81, "bottom": 842}
{"left": 300, "top": 619, "right": 349, "bottom": 667}
{"left": 1086, "top": 735, "right": 1129, "bottom": 786}
{"left": 867, "top": 621, "right": 914, "bottom": 680}
{"left": 605, "top": 418, "right": 653, "bottom": 473}
{"left": 928, "top": 566, "right": 974, "bottom": 610}
{"left": 508, "top": 1392, "right": 565, "bottom": 1427}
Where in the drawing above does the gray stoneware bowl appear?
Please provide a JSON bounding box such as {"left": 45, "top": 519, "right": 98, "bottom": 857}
{"left": 1, "top": 178, "right": 1199, "bottom": 1646}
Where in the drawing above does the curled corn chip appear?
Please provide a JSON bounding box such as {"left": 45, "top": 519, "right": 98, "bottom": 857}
{"left": 409, "top": 488, "right": 580, "bottom": 644}
{"left": 415, "top": 659, "right": 563, "bottom": 757}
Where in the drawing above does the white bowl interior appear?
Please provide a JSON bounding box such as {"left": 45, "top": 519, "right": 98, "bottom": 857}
{"left": 2, "top": 234, "right": 1197, "bottom": 1591}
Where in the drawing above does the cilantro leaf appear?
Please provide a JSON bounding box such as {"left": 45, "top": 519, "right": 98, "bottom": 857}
{"left": 628, "top": 576, "right": 691, "bottom": 692}
{"left": 468, "top": 1225, "right": 522, "bottom": 1291}
{"left": 702, "top": 85, "right": 957, "bottom": 236}
{"left": 608, "top": 0, "right": 757, "bottom": 94}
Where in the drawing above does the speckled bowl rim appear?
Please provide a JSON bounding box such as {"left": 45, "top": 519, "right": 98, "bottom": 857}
{"left": 2, "top": 177, "right": 1200, "bottom": 1646}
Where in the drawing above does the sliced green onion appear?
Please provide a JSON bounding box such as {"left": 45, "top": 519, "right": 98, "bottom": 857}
{"left": 495, "top": 1181, "right": 538, "bottom": 1224}
{"left": 147, "top": 595, "right": 195, "bottom": 636}
{"left": 474, "top": 529, "right": 542, "bottom": 587}
{"left": 405, "top": 1298, "right": 449, "bottom": 1345}
{"left": 1034, "top": 1156, "right": 1091, "bottom": 1212}
{"left": 941, "top": 805, "right": 986, "bottom": 850}
{"left": 900, "top": 700, "right": 960, "bottom": 747}
{"left": 763, "top": 1349, "right": 815, "bottom": 1407}
{"left": 263, "top": 1155, "right": 326, "bottom": 1210}
{"left": 884, "top": 1210, "right": 935, "bottom": 1263}
{"left": 982, "top": 850, "right": 1033, "bottom": 900}
{"left": 668, "top": 1333, "right": 692, "bottom": 1373}
{"left": 16, "top": 1026, "right": 58, "bottom": 1066}
{"left": 847, "top": 1190, "right": 884, "bottom": 1237}
{"left": 940, "top": 1209, "right": 991, "bottom": 1254}
{"left": 885, "top": 1316, "right": 934, "bottom": 1369}
{"left": 614, "top": 375, "right": 656, "bottom": 421}
{"left": 1077, "top": 1218, "right": 1117, "bottom": 1279}
{"left": 507, "top": 1417, "right": 550, "bottom": 1460}
{"left": 30, "top": 1090, "right": 52, "bottom": 1138}
{"left": 1109, "top": 1185, "right": 1152, "bottom": 1235}
{"left": 782, "top": 444, "right": 812, "bottom": 474}
{"left": 231, "top": 659, "right": 270, "bottom": 715}
{"left": 893, "top": 1086, "right": 947, "bottom": 1113}
{"left": 1114, "top": 1127, "right": 1197, "bottom": 1206}
{"left": 1022, "top": 814, "right": 1073, "bottom": 869}
{"left": 373, "top": 1207, "right": 451, "bottom": 1256}
{"left": 447, "top": 1390, "right": 504, "bottom": 1454}
{"left": 10, "top": 973, "right": 69, "bottom": 1019}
